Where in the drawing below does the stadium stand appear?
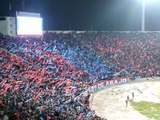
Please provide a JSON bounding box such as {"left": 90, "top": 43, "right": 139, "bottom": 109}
{"left": 0, "top": 31, "right": 160, "bottom": 119}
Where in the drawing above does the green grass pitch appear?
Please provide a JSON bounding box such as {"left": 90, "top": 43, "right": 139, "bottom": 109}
{"left": 130, "top": 101, "right": 160, "bottom": 120}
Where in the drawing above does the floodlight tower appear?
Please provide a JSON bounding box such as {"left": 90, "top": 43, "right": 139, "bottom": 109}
{"left": 141, "top": 0, "right": 156, "bottom": 31}
{"left": 141, "top": 0, "right": 146, "bottom": 31}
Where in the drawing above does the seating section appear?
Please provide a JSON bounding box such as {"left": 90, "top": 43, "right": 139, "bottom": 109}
{"left": 0, "top": 31, "right": 160, "bottom": 119}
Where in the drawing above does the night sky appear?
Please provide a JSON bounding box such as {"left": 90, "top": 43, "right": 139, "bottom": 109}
{"left": 0, "top": 0, "right": 160, "bottom": 31}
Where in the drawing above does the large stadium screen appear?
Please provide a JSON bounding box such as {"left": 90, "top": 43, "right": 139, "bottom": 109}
{"left": 16, "top": 16, "right": 43, "bottom": 36}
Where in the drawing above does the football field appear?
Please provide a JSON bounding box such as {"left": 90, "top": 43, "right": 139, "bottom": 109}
{"left": 130, "top": 101, "right": 160, "bottom": 120}
{"left": 90, "top": 77, "right": 160, "bottom": 120}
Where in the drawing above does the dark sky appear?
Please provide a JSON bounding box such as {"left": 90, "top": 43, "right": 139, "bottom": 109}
{"left": 0, "top": 0, "right": 160, "bottom": 31}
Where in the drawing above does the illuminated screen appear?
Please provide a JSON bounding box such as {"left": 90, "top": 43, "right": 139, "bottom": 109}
{"left": 17, "top": 16, "right": 43, "bottom": 36}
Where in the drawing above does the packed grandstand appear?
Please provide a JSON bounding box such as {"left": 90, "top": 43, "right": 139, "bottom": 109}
{"left": 0, "top": 31, "right": 160, "bottom": 119}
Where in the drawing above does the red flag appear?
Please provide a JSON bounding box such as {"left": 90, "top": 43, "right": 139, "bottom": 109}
{"left": 0, "top": 100, "right": 3, "bottom": 104}
{"left": 5, "top": 84, "right": 11, "bottom": 92}
{"left": 41, "top": 68, "right": 45, "bottom": 77}
{"left": 34, "top": 92, "right": 42, "bottom": 101}
{"left": 78, "top": 113, "right": 82, "bottom": 120}
{"left": 13, "top": 85, "right": 20, "bottom": 92}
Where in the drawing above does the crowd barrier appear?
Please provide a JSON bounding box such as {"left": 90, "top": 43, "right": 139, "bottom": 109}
{"left": 80, "top": 76, "right": 158, "bottom": 101}
{"left": 77, "top": 77, "right": 139, "bottom": 100}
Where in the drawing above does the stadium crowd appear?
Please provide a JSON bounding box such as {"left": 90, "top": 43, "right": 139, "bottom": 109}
{"left": 0, "top": 31, "right": 160, "bottom": 119}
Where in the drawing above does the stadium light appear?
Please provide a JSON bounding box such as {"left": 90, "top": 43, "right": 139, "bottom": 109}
{"left": 141, "top": 0, "right": 157, "bottom": 31}
{"left": 141, "top": 0, "right": 145, "bottom": 31}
